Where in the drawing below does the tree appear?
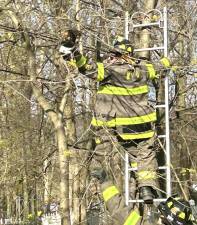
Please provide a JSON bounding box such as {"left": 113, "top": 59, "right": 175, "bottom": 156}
{"left": 0, "top": 1, "right": 196, "bottom": 224}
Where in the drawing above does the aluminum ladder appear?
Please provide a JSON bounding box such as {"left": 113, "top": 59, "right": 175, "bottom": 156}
{"left": 124, "top": 7, "right": 171, "bottom": 205}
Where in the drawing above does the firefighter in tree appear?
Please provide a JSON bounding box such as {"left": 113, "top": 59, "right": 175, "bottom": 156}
{"left": 59, "top": 30, "right": 171, "bottom": 204}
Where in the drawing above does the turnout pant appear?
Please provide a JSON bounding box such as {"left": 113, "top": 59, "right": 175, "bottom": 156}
{"left": 101, "top": 181, "right": 159, "bottom": 225}
{"left": 90, "top": 127, "right": 159, "bottom": 191}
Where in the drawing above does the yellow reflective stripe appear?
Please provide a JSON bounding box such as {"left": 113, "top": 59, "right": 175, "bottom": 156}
{"left": 120, "top": 131, "right": 155, "bottom": 140}
{"left": 76, "top": 56, "right": 87, "bottom": 68}
{"left": 97, "top": 62, "right": 104, "bottom": 81}
{"left": 179, "top": 212, "right": 185, "bottom": 219}
{"left": 131, "top": 162, "right": 138, "bottom": 168}
{"left": 167, "top": 201, "right": 173, "bottom": 208}
{"left": 102, "top": 186, "right": 119, "bottom": 202}
{"left": 124, "top": 211, "right": 141, "bottom": 225}
{"left": 97, "top": 85, "right": 149, "bottom": 96}
{"left": 127, "top": 47, "right": 132, "bottom": 52}
{"left": 126, "top": 71, "right": 132, "bottom": 80}
{"left": 119, "top": 44, "right": 126, "bottom": 50}
{"left": 160, "top": 57, "right": 171, "bottom": 68}
{"left": 95, "top": 138, "right": 101, "bottom": 144}
{"left": 146, "top": 64, "right": 156, "bottom": 79}
{"left": 91, "top": 112, "right": 156, "bottom": 127}
{"left": 137, "top": 170, "right": 157, "bottom": 180}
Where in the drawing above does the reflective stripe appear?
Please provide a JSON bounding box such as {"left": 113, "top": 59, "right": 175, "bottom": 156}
{"left": 146, "top": 64, "right": 156, "bottom": 79}
{"left": 167, "top": 201, "right": 173, "bottom": 208}
{"left": 160, "top": 57, "right": 171, "bottom": 68}
{"left": 102, "top": 186, "right": 119, "bottom": 202}
{"left": 131, "top": 162, "right": 138, "bottom": 168}
{"left": 127, "top": 46, "right": 132, "bottom": 52}
{"left": 179, "top": 212, "right": 185, "bottom": 219}
{"left": 123, "top": 211, "right": 141, "bottom": 225}
{"left": 97, "top": 62, "right": 104, "bottom": 81}
{"left": 97, "top": 85, "right": 149, "bottom": 96}
{"left": 76, "top": 56, "right": 87, "bottom": 68}
{"left": 120, "top": 131, "right": 155, "bottom": 140}
{"left": 91, "top": 112, "right": 156, "bottom": 127}
{"left": 119, "top": 44, "right": 126, "bottom": 50}
{"left": 95, "top": 138, "right": 101, "bottom": 144}
{"left": 126, "top": 71, "right": 132, "bottom": 80}
{"left": 137, "top": 170, "right": 157, "bottom": 180}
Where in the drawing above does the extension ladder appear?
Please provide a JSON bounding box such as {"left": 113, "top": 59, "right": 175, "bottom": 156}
{"left": 124, "top": 7, "right": 171, "bottom": 205}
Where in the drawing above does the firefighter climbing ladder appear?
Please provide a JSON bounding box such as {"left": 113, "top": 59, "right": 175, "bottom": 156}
{"left": 124, "top": 7, "right": 171, "bottom": 204}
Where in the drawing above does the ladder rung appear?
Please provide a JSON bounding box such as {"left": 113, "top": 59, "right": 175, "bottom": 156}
{"left": 128, "top": 167, "right": 137, "bottom": 171}
{"left": 128, "top": 166, "right": 167, "bottom": 171}
{"left": 158, "top": 135, "right": 166, "bottom": 138}
{"left": 132, "top": 22, "right": 160, "bottom": 28}
{"left": 128, "top": 198, "right": 167, "bottom": 203}
{"left": 155, "top": 104, "right": 166, "bottom": 108}
{"left": 134, "top": 46, "right": 164, "bottom": 52}
{"left": 158, "top": 166, "right": 167, "bottom": 170}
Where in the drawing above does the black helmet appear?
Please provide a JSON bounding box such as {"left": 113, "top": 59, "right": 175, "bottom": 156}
{"left": 112, "top": 36, "right": 133, "bottom": 55}
{"left": 158, "top": 197, "right": 193, "bottom": 225}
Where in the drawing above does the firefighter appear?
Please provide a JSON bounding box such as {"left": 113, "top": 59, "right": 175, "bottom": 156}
{"left": 92, "top": 168, "right": 194, "bottom": 225}
{"left": 59, "top": 32, "right": 170, "bottom": 203}
{"left": 158, "top": 196, "right": 194, "bottom": 225}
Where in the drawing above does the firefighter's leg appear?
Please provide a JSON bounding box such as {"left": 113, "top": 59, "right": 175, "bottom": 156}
{"left": 135, "top": 136, "right": 159, "bottom": 203}
{"left": 136, "top": 136, "right": 158, "bottom": 188}
{"left": 101, "top": 181, "right": 141, "bottom": 225}
{"left": 120, "top": 142, "right": 138, "bottom": 201}
{"left": 125, "top": 138, "right": 159, "bottom": 203}
{"left": 89, "top": 127, "right": 117, "bottom": 179}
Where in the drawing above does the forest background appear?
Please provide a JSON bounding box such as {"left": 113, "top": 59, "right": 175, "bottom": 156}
{"left": 0, "top": 0, "right": 196, "bottom": 224}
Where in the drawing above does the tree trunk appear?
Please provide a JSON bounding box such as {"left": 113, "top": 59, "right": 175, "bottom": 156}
{"left": 27, "top": 44, "right": 71, "bottom": 225}
{"left": 137, "top": 0, "right": 158, "bottom": 59}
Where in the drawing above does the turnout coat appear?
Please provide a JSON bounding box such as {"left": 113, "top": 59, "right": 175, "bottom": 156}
{"left": 76, "top": 54, "right": 159, "bottom": 140}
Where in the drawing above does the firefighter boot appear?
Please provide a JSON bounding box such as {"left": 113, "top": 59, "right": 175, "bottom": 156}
{"left": 139, "top": 186, "right": 155, "bottom": 204}
{"left": 91, "top": 168, "right": 108, "bottom": 184}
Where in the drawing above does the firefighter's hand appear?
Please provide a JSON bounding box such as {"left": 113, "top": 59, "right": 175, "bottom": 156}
{"left": 62, "top": 29, "right": 81, "bottom": 47}
{"left": 59, "top": 30, "right": 81, "bottom": 56}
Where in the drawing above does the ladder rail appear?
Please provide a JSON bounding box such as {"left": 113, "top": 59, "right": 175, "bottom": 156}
{"left": 134, "top": 46, "right": 164, "bottom": 52}
{"left": 125, "top": 152, "right": 129, "bottom": 206}
{"left": 163, "top": 7, "right": 171, "bottom": 198}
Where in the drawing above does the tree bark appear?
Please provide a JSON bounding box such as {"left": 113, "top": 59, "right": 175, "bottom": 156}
{"left": 137, "top": 0, "right": 158, "bottom": 59}
{"left": 27, "top": 43, "right": 71, "bottom": 225}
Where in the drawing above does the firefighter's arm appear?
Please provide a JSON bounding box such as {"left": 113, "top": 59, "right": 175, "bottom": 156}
{"left": 160, "top": 57, "right": 177, "bottom": 73}
{"left": 74, "top": 52, "right": 106, "bottom": 81}
{"left": 141, "top": 57, "right": 176, "bottom": 81}
{"left": 135, "top": 61, "right": 159, "bottom": 80}
{"left": 74, "top": 52, "right": 96, "bottom": 77}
